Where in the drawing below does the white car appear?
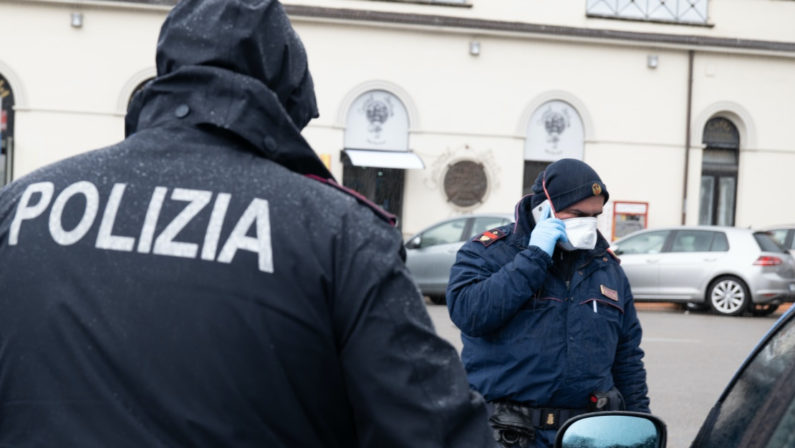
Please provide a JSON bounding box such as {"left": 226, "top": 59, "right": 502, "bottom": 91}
{"left": 611, "top": 226, "right": 795, "bottom": 316}
{"left": 404, "top": 213, "right": 514, "bottom": 304}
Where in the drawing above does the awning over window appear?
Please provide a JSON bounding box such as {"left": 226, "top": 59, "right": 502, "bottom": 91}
{"left": 342, "top": 149, "right": 425, "bottom": 170}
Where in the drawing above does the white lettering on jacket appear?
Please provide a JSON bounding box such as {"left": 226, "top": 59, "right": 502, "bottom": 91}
{"left": 7, "top": 181, "right": 274, "bottom": 273}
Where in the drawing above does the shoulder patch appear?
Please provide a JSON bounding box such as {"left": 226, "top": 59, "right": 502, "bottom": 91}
{"left": 474, "top": 228, "right": 508, "bottom": 247}
{"left": 305, "top": 174, "right": 397, "bottom": 227}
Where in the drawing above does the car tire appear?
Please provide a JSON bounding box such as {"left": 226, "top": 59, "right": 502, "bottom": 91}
{"left": 750, "top": 303, "right": 779, "bottom": 317}
{"left": 428, "top": 294, "right": 447, "bottom": 305}
{"left": 683, "top": 302, "right": 710, "bottom": 312}
{"left": 707, "top": 276, "right": 750, "bottom": 316}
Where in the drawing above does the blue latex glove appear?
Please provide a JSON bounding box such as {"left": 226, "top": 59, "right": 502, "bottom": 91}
{"left": 528, "top": 203, "right": 569, "bottom": 257}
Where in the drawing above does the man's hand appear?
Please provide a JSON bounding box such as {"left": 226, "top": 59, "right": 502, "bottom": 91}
{"left": 528, "top": 203, "right": 568, "bottom": 257}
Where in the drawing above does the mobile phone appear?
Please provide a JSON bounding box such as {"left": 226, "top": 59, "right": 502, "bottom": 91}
{"left": 531, "top": 199, "right": 549, "bottom": 223}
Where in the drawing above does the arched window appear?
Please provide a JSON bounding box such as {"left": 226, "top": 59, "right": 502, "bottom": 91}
{"left": 523, "top": 100, "right": 585, "bottom": 195}
{"left": 344, "top": 89, "right": 409, "bottom": 151}
{"left": 341, "top": 89, "right": 422, "bottom": 225}
{"left": 0, "top": 74, "right": 15, "bottom": 186}
{"left": 699, "top": 117, "right": 740, "bottom": 226}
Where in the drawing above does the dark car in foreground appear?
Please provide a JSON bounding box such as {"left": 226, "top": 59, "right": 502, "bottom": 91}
{"left": 404, "top": 213, "right": 513, "bottom": 304}
{"left": 555, "top": 304, "right": 795, "bottom": 447}
{"left": 611, "top": 226, "right": 795, "bottom": 316}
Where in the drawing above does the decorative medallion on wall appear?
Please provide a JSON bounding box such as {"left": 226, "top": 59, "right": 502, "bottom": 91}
{"left": 344, "top": 89, "right": 409, "bottom": 151}
{"left": 444, "top": 160, "right": 488, "bottom": 207}
{"left": 426, "top": 145, "right": 500, "bottom": 211}
{"left": 524, "top": 100, "right": 584, "bottom": 162}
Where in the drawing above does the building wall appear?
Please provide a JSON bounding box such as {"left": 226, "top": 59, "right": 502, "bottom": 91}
{"left": 1, "top": 0, "right": 794, "bottom": 238}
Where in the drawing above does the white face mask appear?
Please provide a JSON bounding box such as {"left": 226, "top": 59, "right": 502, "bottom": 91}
{"left": 558, "top": 217, "right": 599, "bottom": 251}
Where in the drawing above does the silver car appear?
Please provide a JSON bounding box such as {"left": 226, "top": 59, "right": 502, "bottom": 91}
{"left": 405, "top": 213, "right": 514, "bottom": 304}
{"left": 611, "top": 226, "right": 795, "bottom": 316}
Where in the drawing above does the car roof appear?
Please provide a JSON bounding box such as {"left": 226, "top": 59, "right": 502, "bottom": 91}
{"left": 407, "top": 212, "right": 515, "bottom": 238}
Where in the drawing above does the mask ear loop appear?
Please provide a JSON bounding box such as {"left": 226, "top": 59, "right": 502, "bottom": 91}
{"left": 541, "top": 171, "right": 557, "bottom": 218}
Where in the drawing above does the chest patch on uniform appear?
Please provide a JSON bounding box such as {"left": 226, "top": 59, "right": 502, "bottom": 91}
{"left": 600, "top": 285, "right": 619, "bottom": 302}
{"left": 474, "top": 228, "right": 507, "bottom": 246}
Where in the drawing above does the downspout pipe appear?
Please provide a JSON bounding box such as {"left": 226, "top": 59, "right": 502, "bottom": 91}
{"left": 682, "top": 49, "right": 694, "bottom": 225}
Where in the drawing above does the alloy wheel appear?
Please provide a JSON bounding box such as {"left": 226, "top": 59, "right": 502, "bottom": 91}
{"left": 709, "top": 277, "right": 749, "bottom": 316}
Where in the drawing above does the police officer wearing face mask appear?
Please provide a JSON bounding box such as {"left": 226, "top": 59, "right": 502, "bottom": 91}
{"left": 447, "top": 158, "right": 650, "bottom": 448}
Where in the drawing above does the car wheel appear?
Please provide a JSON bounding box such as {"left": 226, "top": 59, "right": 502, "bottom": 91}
{"left": 708, "top": 276, "right": 750, "bottom": 316}
{"left": 428, "top": 294, "right": 447, "bottom": 305}
{"left": 750, "top": 303, "right": 779, "bottom": 317}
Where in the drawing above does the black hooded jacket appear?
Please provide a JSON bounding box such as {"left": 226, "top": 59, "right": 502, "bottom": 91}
{"left": 0, "top": 1, "right": 492, "bottom": 446}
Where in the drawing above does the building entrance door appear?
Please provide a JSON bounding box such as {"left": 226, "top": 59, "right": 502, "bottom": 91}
{"left": 341, "top": 159, "right": 405, "bottom": 226}
{"left": 699, "top": 118, "right": 739, "bottom": 226}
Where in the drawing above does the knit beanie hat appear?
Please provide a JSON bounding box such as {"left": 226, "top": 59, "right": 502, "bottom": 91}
{"left": 530, "top": 158, "right": 609, "bottom": 213}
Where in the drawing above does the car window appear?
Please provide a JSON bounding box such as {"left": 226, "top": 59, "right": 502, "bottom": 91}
{"left": 417, "top": 218, "right": 468, "bottom": 249}
{"left": 754, "top": 232, "right": 788, "bottom": 254}
{"left": 468, "top": 217, "right": 512, "bottom": 239}
{"left": 671, "top": 230, "right": 716, "bottom": 252}
{"left": 615, "top": 230, "right": 669, "bottom": 255}
{"left": 693, "top": 313, "right": 795, "bottom": 447}
{"left": 711, "top": 231, "right": 729, "bottom": 251}
{"left": 768, "top": 229, "right": 789, "bottom": 247}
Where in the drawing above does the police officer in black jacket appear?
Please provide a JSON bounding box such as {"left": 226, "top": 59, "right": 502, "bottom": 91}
{"left": 0, "top": 1, "right": 493, "bottom": 446}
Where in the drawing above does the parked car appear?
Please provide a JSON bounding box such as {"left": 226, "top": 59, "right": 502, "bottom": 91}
{"left": 610, "top": 226, "right": 795, "bottom": 316}
{"left": 761, "top": 225, "right": 795, "bottom": 257}
{"left": 555, "top": 303, "right": 795, "bottom": 447}
{"left": 404, "top": 213, "right": 514, "bottom": 304}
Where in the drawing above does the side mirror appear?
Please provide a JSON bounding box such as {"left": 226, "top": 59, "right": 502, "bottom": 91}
{"left": 406, "top": 236, "right": 421, "bottom": 250}
{"left": 555, "top": 411, "right": 667, "bottom": 448}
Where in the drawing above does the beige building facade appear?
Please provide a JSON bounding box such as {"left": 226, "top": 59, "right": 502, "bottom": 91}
{"left": 1, "top": 0, "right": 794, "bottom": 238}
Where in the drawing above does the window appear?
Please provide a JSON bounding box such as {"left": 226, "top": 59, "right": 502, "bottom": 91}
{"left": 699, "top": 117, "right": 740, "bottom": 226}
{"left": 469, "top": 216, "right": 512, "bottom": 239}
{"left": 586, "top": 0, "right": 709, "bottom": 25}
{"left": 523, "top": 100, "right": 584, "bottom": 195}
{"left": 415, "top": 219, "right": 468, "bottom": 249}
{"left": 693, "top": 313, "right": 795, "bottom": 447}
{"left": 615, "top": 230, "right": 669, "bottom": 255}
{"left": 343, "top": 89, "right": 412, "bottom": 224}
{"left": 670, "top": 230, "right": 728, "bottom": 252}
{"left": 768, "top": 230, "right": 789, "bottom": 247}
{"left": 754, "top": 232, "right": 788, "bottom": 254}
{"left": 375, "top": 0, "right": 469, "bottom": 4}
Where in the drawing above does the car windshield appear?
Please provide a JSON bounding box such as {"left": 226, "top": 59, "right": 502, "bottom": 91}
{"left": 754, "top": 232, "right": 788, "bottom": 254}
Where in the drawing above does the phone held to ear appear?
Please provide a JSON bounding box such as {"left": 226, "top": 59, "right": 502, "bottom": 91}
{"left": 531, "top": 199, "right": 549, "bottom": 224}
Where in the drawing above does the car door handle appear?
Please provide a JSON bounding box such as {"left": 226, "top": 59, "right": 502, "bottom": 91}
{"left": 645, "top": 258, "right": 660, "bottom": 264}
{"left": 703, "top": 257, "right": 717, "bottom": 262}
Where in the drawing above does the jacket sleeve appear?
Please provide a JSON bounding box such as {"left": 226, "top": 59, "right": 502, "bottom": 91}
{"left": 446, "top": 241, "right": 552, "bottom": 337}
{"left": 332, "top": 206, "right": 495, "bottom": 448}
{"left": 612, "top": 271, "right": 651, "bottom": 413}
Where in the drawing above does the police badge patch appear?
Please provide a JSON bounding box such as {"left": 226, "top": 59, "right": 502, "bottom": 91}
{"left": 600, "top": 285, "right": 619, "bottom": 302}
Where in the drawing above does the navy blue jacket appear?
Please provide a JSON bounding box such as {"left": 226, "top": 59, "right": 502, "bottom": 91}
{"left": 0, "top": 1, "right": 492, "bottom": 446}
{"left": 447, "top": 195, "right": 650, "bottom": 412}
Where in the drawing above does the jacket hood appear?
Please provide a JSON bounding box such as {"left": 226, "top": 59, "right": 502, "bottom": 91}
{"left": 156, "top": 0, "right": 317, "bottom": 129}
{"left": 125, "top": 0, "right": 332, "bottom": 179}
